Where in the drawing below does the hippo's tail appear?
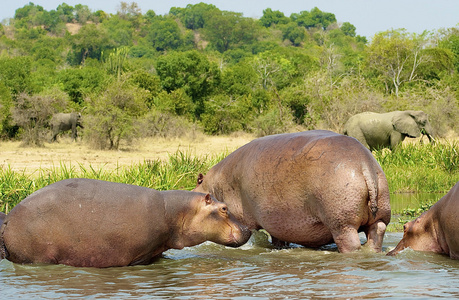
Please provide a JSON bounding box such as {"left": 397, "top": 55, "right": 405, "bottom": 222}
{"left": 362, "top": 165, "right": 379, "bottom": 217}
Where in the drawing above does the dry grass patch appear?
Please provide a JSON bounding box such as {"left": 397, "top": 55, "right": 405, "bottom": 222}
{"left": 0, "top": 133, "right": 254, "bottom": 175}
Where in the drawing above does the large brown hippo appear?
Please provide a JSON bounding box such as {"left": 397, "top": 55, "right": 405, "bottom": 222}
{"left": 388, "top": 182, "right": 459, "bottom": 259}
{"left": 0, "top": 178, "right": 251, "bottom": 268}
{"left": 194, "top": 130, "right": 391, "bottom": 253}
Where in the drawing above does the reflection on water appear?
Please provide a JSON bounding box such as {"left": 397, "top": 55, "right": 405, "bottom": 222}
{"left": 390, "top": 192, "right": 446, "bottom": 213}
{"left": 2, "top": 232, "right": 459, "bottom": 299}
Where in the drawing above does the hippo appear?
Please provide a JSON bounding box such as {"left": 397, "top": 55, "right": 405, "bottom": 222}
{"left": 0, "top": 178, "right": 251, "bottom": 268}
{"left": 388, "top": 181, "right": 459, "bottom": 259}
{"left": 194, "top": 130, "right": 391, "bottom": 253}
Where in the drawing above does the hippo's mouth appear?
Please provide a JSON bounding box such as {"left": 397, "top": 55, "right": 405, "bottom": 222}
{"left": 225, "top": 225, "right": 251, "bottom": 247}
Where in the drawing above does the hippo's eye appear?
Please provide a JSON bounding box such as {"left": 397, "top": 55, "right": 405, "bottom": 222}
{"left": 220, "top": 206, "right": 228, "bottom": 214}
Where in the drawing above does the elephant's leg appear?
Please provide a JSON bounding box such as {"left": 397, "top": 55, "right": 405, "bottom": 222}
{"left": 390, "top": 132, "right": 405, "bottom": 150}
{"left": 364, "top": 220, "right": 386, "bottom": 252}
{"left": 351, "top": 130, "right": 371, "bottom": 149}
{"left": 71, "top": 125, "right": 77, "bottom": 141}
{"left": 331, "top": 226, "right": 361, "bottom": 253}
{"left": 50, "top": 131, "right": 58, "bottom": 142}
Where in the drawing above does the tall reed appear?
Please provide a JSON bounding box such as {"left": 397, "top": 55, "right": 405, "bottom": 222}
{"left": 374, "top": 141, "right": 459, "bottom": 193}
{"left": 1, "top": 143, "right": 458, "bottom": 214}
{"left": 0, "top": 151, "right": 226, "bottom": 213}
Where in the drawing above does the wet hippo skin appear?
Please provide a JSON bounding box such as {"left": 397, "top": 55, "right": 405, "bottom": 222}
{"left": 0, "top": 178, "right": 251, "bottom": 267}
{"left": 194, "top": 130, "right": 391, "bottom": 253}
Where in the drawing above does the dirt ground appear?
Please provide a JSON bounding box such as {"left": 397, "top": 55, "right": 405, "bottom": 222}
{"left": 0, "top": 133, "right": 255, "bottom": 175}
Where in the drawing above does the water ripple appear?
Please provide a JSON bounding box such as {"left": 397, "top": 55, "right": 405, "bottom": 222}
{"left": 2, "top": 233, "right": 459, "bottom": 299}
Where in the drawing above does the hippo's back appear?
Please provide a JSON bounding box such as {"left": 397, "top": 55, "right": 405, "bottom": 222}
{"left": 214, "top": 130, "right": 376, "bottom": 186}
{"left": 198, "top": 130, "right": 390, "bottom": 247}
{"left": 1, "top": 178, "right": 167, "bottom": 267}
{"left": 437, "top": 182, "right": 459, "bottom": 258}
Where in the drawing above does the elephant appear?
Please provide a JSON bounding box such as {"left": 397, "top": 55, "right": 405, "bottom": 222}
{"left": 50, "top": 112, "right": 83, "bottom": 142}
{"left": 343, "top": 110, "right": 435, "bottom": 150}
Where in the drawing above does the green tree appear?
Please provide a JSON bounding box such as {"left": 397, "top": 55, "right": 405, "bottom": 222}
{"left": 129, "top": 69, "right": 162, "bottom": 107}
{"left": 56, "top": 3, "right": 75, "bottom": 23}
{"left": 291, "top": 7, "right": 336, "bottom": 30}
{"left": 0, "top": 81, "right": 14, "bottom": 138}
{"left": 204, "top": 11, "right": 261, "bottom": 52}
{"left": 221, "top": 61, "right": 258, "bottom": 96}
{"left": 0, "top": 56, "right": 35, "bottom": 96}
{"left": 68, "top": 23, "right": 112, "bottom": 65}
{"left": 104, "top": 47, "right": 130, "bottom": 80}
{"left": 366, "top": 29, "right": 434, "bottom": 96}
{"left": 57, "top": 67, "right": 108, "bottom": 104}
{"left": 200, "top": 94, "right": 254, "bottom": 134}
{"left": 85, "top": 80, "right": 148, "bottom": 150}
{"left": 182, "top": 3, "right": 218, "bottom": 30}
{"left": 155, "top": 50, "right": 221, "bottom": 116}
{"left": 153, "top": 89, "right": 194, "bottom": 120}
{"left": 281, "top": 22, "right": 307, "bottom": 46}
{"left": 14, "top": 3, "right": 44, "bottom": 22}
{"left": 260, "top": 8, "right": 290, "bottom": 27}
{"left": 341, "top": 22, "right": 356, "bottom": 37}
{"left": 102, "top": 15, "right": 134, "bottom": 47}
{"left": 146, "top": 17, "right": 183, "bottom": 51}
{"left": 439, "top": 27, "right": 459, "bottom": 72}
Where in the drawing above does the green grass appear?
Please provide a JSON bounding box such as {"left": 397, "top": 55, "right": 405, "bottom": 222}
{"left": 374, "top": 141, "right": 459, "bottom": 193}
{"left": 0, "top": 151, "right": 225, "bottom": 213}
{"left": 374, "top": 141, "right": 459, "bottom": 231}
{"left": 1, "top": 142, "right": 458, "bottom": 232}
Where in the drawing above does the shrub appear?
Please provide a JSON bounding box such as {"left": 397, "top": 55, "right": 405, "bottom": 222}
{"left": 12, "top": 91, "right": 68, "bottom": 146}
{"left": 85, "top": 80, "right": 148, "bottom": 150}
{"left": 250, "top": 105, "right": 295, "bottom": 137}
{"left": 137, "top": 109, "right": 198, "bottom": 139}
{"left": 374, "top": 142, "right": 459, "bottom": 193}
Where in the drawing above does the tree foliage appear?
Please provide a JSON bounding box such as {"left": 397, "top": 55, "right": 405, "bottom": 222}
{"left": 0, "top": 2, "right": 457, "bottom": 146}
{"left": 85, "top": 80, "right": 148, "bottom": 150}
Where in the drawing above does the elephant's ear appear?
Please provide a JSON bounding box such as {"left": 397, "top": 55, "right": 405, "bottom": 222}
{"left": 392, "top": 112, "right": 421, "bottom": 138}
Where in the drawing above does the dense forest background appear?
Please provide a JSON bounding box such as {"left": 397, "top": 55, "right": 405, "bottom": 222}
{"left": 0, "top": 2, "right": 458, "bottom": 149}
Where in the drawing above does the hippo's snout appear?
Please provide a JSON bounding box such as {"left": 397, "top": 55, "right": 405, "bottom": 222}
{"left": 226, "top": 224, "right": 251, "bottom": 247}
{"left": 386, "top": 242, "right": 405, "bottom": 256}
{"left": 386, "top": 249, "right": 398, "bottom": 256}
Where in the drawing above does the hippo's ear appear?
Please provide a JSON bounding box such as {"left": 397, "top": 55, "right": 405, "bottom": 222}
{"left": 197, "top": 173, "right": 204, "bottom": 185}
{"left": 204, "top": 194, "right": 213, "bottom": 205}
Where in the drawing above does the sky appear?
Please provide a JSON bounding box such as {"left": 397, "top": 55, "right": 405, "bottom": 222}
{"left": 1, "top": 0, "right": 458, "bottom": 38}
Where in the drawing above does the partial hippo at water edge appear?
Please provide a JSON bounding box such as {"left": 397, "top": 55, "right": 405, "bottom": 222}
{"left": 0, "top": 178, "right": 251, "bottom": 268}
{"left": 194, "top": 130, "right": 391, "bottom": 253}
{"left": 388, "top": 181, "right": 459, "bottom": 259}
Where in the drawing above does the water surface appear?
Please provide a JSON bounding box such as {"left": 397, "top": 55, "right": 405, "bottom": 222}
{"left": 390, "top": 192, "right": 446, "bottom": 213}
{"left": 1, "top": 193, "right": 456, "bottom": 299}
{"left": 1, "top": 231, "right": 459, "bottom": 299}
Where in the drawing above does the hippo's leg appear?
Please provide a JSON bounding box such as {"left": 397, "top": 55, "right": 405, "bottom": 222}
{"left": 364, "top": 220, "right": 386, "bottom": 252}
{"left": 332, "top": 227, "right": 361, "bottom": 253}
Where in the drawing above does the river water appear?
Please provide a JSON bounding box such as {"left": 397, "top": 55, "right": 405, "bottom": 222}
{"left": 2, "top": 193, "right": 458, "bottom": 299}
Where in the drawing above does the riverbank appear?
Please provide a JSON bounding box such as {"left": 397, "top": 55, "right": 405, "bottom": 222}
{"left": 0, "top": 135, "right": 457, "bottom": 230}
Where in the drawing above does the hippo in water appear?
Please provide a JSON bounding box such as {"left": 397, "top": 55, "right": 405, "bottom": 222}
{"left": 388, "top": 181, "right": 459, "bottom": 259}
{"left": 194, "top": 130, "right": 391, "bottom": 253}
{"left": 0, "top": 178, "right": 251, "bottom": 268}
